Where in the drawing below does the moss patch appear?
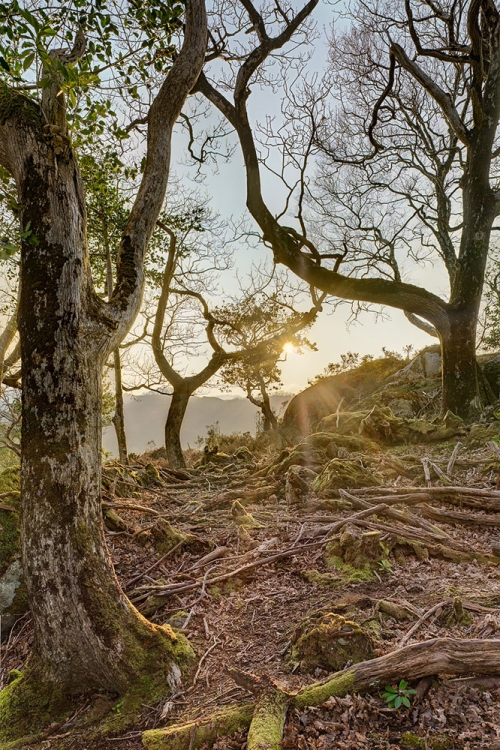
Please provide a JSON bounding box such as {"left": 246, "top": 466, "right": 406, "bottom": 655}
{"left": 312, "top": 459, "right": 381, "bottom": 495}
{"left": 325, "top": 525, "right": 389, "bottom": 575}
{"left": 142, "top": 704, "right": 255, "bottom": 750}
{"left": 291, "top": 612, "right": 374, "bottom": 673}
{"left": 300, "top": 569, "right": 339, "bottom": 588}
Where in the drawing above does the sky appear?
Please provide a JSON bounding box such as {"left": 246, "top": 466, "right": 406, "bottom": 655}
{"left": 164, "top": 0, "right": 443, "bottom": 396}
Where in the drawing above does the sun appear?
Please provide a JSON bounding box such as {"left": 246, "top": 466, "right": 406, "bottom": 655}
{"left": 282, "top": 341, "right": 297, "bottom": 355}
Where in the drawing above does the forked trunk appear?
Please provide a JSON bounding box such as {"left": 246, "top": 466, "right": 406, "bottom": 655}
{"left": 165, "top": 387, "right": 190, "bottom": 469}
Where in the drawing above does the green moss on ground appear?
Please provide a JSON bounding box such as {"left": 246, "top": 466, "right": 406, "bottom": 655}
{"left": 312, "top": 459, "right": 381, "bottom": 495}
{"left": 324, "top": 525, "right": 390, "bottom": 577}
{"left": 290, "top": 612, "right": 374, "bottom": 673}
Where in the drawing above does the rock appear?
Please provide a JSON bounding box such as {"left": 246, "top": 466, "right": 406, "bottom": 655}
{"left": 291, "top": 612, "right": 374, "bottom": 673}
{"left": 389, "top": 345, "right": 442, "bottom": 383}
{"left": 312, "top": 459, "right": 381, "bottom": 496}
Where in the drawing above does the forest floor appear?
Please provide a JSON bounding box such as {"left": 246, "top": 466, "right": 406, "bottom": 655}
{"left": 3, "top": 432, "right": 500, "bottom": 750}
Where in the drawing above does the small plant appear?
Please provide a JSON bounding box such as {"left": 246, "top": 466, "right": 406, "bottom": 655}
{"left": 378, "top": 559, "right": 393, "bottom": 573}
{"left": 382, "top": 680, "right": 416, "bottom": 709}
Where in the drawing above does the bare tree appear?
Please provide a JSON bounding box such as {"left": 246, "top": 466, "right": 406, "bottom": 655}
{"left": 148, "top": 227, "right": 323, "bottom": 466}
{"left": 195, "top": 0, "right": 500, "bottom": 419}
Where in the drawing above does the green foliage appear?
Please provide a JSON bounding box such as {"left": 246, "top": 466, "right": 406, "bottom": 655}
{"left": 381, "top": 680, "right": 416, "bottom": 709}
{"left": 377, "top": 559, "right": 393, "bottom": 574}
{"left": 216, "top": 293, "right": 316, "bottom": 411}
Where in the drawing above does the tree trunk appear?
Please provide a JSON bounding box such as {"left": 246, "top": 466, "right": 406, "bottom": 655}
{"left": 261, "top": 398, "right": 279, "bottom": 433}
{"left": 112, "top": 348, "right": 129, "bottom": 464}
{"left": 16, "top": 141, "right": 189, "bottom": 698}
{"left": 165, "top": 387, "right": 190, "bottom": 469}
{"left": 439, "top": 314, "right": 482, "bottom": 420}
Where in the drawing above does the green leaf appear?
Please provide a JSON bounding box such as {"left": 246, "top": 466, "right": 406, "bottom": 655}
{"left": 22, "top": 51, "right": 35, "bottom": 71}
{"left": 394, "top": 696, "right": 402, "bottom": 709}
{"left": 402, "top": 696, "right": 411, "bottom": 708}
{"left": 0, "top": 55, "right": 9, "bottom": 71}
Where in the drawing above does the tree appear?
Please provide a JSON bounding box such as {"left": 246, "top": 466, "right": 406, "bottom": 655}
{"left": 195, "top": 0, "right": 500, "bottom": 420}
{"left": 0, "top": 0, "right": 207, "bottom": 737}
{"left": 82, "top": 150, "right": 130, "bottom": 463}
{"left": 149, "top": 225, "right": 322, "bottom": 467}
{"left": 216, "top": 293, "right": 317, "bottom": 433}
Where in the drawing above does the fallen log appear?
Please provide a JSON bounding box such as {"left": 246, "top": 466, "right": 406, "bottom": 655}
{"left": 142, "top": 637, "right": 500, "bottom": 750}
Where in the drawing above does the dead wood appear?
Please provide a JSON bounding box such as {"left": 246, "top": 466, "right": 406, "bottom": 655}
{"left": 142, "top": 638, "right": 500, "bottom": 750}
{"left": 420, "top": 503, "right": 500, "bottom": 527}
{"left": 131, "top": 539, "right": 326, "bottom": 603}
{"left": 101, "top": 499, "right": 160, "bottom": 515}
{"left": 347, "top": 517, "right": 495, "bottom": 562}
{"left": 339, "top": 489, "right": 450, "bottom": 539}
{"left": 204, "top": 483, "right": 279, "bottom": 510}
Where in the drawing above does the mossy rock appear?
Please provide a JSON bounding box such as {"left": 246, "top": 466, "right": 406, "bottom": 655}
{"left": 359, "top": 406, "right": 465, "bottom": 445}
{"left": 102, "top": 465, "right": 140, "bottom": 498}
{"left": 232, "top": 446, "right": 255, "bottom": 462}
{"left": 305, "top": 431, "right": 380, "bottom": 455}
{"left": 149, "top": 519, "right": 206, "bottom": 555}
{"left": 291, "top": 612, "right": 374, "bottom": 673}
{"left": 312, "top": 459, "right": 381, "bottom": 496}
{"left": 136, "top": 463, "right": 161, "bottom": 487}
{"left": 269, "top": 443, "right": 324, "bottom": 476}
{"left": 466, "top": 422, "right": 500, "bottom": 448}
{"left": 325, "top": 525, "right": 390, "bottom": 574}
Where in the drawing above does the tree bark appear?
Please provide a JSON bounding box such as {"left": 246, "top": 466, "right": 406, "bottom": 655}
{"left": 15, "top": 125, "right": 186, "bottom": 695}
{"left": 165, "top": 386, "right": 191, "bottom": 469}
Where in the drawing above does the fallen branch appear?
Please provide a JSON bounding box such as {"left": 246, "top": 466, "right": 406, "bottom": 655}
{"left": 125, "top": 541, "right": 186, "bottom": 589}
{"left": 398, "top": 601, "right": 447, "bottom": 646}
{"left": 102, "top": 499, "right": 159, "bottom": 515}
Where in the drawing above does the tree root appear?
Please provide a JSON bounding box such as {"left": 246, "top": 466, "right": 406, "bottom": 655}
{"left": 142, "top": 637, "right": 500, "bottom": 749}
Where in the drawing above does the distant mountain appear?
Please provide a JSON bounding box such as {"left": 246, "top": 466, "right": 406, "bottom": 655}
{"left": 103, "top": 392, "right": 292, "bottom": 456}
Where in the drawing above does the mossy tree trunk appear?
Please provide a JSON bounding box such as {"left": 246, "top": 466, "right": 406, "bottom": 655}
{"left": 0, "top": 0, "right": 207, "bottom": 708}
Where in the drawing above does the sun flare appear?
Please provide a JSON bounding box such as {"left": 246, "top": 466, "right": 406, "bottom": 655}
{"left": 283, "top": 341, "right": 297, "bottom": 355}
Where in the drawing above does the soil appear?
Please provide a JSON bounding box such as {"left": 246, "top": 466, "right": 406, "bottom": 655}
{"left": 2, "top": 435, "right": 500, "bottom": 749}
